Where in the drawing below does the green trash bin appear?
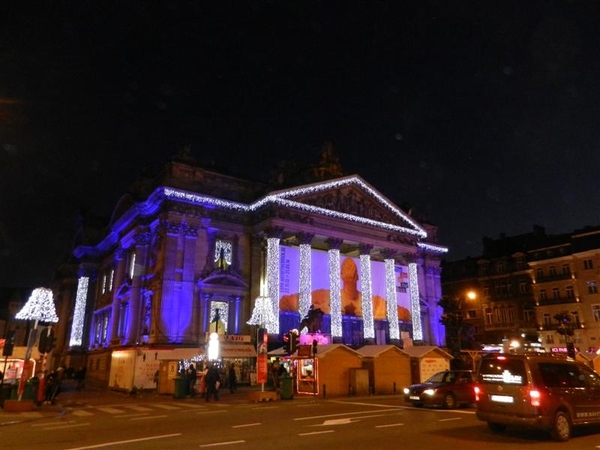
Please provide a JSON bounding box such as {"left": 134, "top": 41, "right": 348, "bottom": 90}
{"left": 22, "top": 377, "right": 39, "bottom": 402}
{"left": 173, "top": 377, "right": 188, "bottom": 399}
{"left": 279, "top": 375, "right": 293, "bottom": 400}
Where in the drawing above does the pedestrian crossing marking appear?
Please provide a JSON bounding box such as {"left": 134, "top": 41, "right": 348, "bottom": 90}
{"left": 152, "top": 404, "right": 181, "bottom": 410}
{"left": 71, "top": 410, "right": 95, "bottom": 416}
{"left": 122, "top": 405, "right": 153, "bottom": 412}
{"left": 96, "top": 406, "right": 127, "bottom": 414}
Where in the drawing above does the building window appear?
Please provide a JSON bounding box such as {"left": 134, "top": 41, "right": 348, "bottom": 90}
{"left": 483, "top": 287, "right": 490, "bottom": 297}
{"left": 519, "top": 281, "right": 528, "bottom": 294}
{"left": 497, "top": 262, "right": 504, "bottom": 273}
{"left": 214, "top": 240, "right": 233, "bottom": 270}
{"left": 539, "top": 290, "right": 547, "bottom": 301}
{"left": 545, "top": 334, "right": 554, "bottom": 344}
{"left": 566, "top": 286, "right": 574, "bottom": 299}
{"left": 516, "top": 260, "right": 524, "bottom": 271}
{"left": 584, "top": 259, "right": 594, "bottom": 270}
{"left": 480, "top": 266, "right": 488, "bottom": 276}
{"left": 571, "top": 311, "right": 579, "bottom": 325}
{"left": 536, "top": 268, "right": 543, "bottom": 279}
{"left": 549, "top": 266, "right": 556, "bottom": 277}
{"left": 552, "top": 288, "right": 560, "bottom": 300}
{"left": 592, "top": 304, "right": 600, "bottom": 322}
{"left": 466, "top": 309, "right": 477, "bottom": 319}
{"left": 588, "top": 281, "right": 598, "bottom": 294}
{"left": 562, "top": 264, "right": 570, "bottom": 276}
{"left": 543, "top": 313, "right": 552, "bottom": 327}
{"left": 523, "top": 309, "right": 534, "bottom": 323}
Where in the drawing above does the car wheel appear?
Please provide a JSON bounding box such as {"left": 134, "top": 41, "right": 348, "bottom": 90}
{"left": 443, "top": 393, "right": 457, "bottom": 409}
{"left": 487, "top": 422, "right": 506, "bottom": 433}
{"left": 550, "top": 411, "right": 571, "bottom": 442}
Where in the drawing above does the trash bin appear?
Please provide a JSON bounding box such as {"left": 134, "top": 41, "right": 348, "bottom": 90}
{"left": 0, "top": 384, "right": 14, "bottom": 407}
{"left": 279, "top": 375, "right": 293, "bottom": 400}
{"left": 173, "top": 377, "right": 188, "bottom": 399}
{"left": 22, "top": 377, "right": 39, "bottom": 402}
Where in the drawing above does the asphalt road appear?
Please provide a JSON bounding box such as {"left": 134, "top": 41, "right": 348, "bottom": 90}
{"left": 2, "top": 384, "right": 600, "bottom": 449}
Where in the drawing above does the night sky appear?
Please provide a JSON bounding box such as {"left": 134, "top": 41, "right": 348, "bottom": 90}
{"left": 2, "top": 1, "right": 600, "bottom": 288}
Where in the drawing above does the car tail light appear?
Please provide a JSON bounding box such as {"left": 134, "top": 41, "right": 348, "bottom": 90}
{"left": 529, "top": 388, "right": 541, "bottom": 407}
{"left": 474, "top": 385, "right": 481, "bottom": 402}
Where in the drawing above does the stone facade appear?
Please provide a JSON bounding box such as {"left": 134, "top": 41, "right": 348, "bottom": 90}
{"left": 65, "top": 159, "right": 447, "bottom": 387}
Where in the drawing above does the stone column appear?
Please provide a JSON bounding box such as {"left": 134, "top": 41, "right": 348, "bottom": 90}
{"left": 127, "top": 230, "right": 150, "bottom": 345}
{"left": 182, "top": 223, "right": 198, "bottom": 344}
{"left": 109, "top": 248, "right": 127, "bottom": 344}
{"left": 382, "top": 249, "right": 400, "bottom": 343}
{"left": 265, "top": 227, "right": 283, "bottom": 334}
{"left": 404, "top": 252, "right": 423, "bottom": 343}
{"left": 298, "top": 232, "right": 314, "bottom": 319}
{"left": 326, "top": 238, "right": 343, "bottom": 342}
{"left": 359, "top": 244, "right": 375, "bottom": 343}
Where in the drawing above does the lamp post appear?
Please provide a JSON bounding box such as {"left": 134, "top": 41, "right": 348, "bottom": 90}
{"left": 15, "top": 287, "right": 59, "bottom": 401}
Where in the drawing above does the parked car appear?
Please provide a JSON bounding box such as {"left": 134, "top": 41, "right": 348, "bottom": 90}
{"left": 475, "top": 353, "right": 600, "bottom": 441}
{"left": 403, "top": 370, "right": 476, "bottom": 409}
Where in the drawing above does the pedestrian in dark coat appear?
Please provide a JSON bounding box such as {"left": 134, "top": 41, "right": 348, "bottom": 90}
{"left": 204, "top": 364, "right": 221, "bottom": 401}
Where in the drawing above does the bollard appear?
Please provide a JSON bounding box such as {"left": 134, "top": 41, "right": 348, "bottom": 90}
{"left": 348, "top": 383, "right": 352, "bottom": 397}
{"left": 393, "top": 382, "right": 396, "bottom": 395}
{"left": 323, "top": 384, "right": 327, "bottom": 398}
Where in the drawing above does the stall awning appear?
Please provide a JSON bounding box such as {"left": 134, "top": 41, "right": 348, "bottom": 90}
{"left": 220, "top": 344, "right": 257, "bottom": 358}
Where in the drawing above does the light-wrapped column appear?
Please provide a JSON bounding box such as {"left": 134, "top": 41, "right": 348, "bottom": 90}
{"left": 327, "top": 238, "right": 343, "bottom": 338}
{"left": 70, "top": 274, "right": 89, "bottom": 347}
{"left": 359, "top": 244, "right": 374, "bottom": 340}
{"left": 298, "top": 233, "right": 314, "bottom": 319}
{"left": 409, "top": 261, "right": 423, "bottom": 341}
{"left": 266, "top": 236, "right": 281, "bottom": 334}
{"left": 384, "top": 257, "right": 400, "bottom": 341}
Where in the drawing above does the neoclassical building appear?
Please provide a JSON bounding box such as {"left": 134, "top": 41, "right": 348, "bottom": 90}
{"left": 67, "top": 156, "right": 447, "bottom": 387}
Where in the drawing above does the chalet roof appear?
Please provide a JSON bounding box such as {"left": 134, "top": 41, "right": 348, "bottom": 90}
{"left": 401, "top": 345, "right": 453, "bottom": 359}
{"left": 355, "top": 344, "right": 409, "bottom": 358}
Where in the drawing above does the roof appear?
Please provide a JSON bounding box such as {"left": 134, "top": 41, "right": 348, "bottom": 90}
{"left": 355, "top": 345, "right": 409, "bottom": 358}
{"left": 313, "top": 344, "right": 362, "bottom": 358}
{"left": 401, "top": 345, "right": 453, "bottom": 359}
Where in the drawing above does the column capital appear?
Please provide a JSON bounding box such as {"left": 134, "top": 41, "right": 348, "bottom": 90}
{"left": 264, "top": 226, "right": 284, "bottom": 239}
{"left": 297, "top": 232, "right": 315, "bottom": 245}
{"left": 381, "top": 248, "right": 397, "bottom": 260}
{"left": 359, "top": 243, "right": 373, "bottom": 255}
{"left": 325, "top": 237, "right": 343, "bottom": 250}
{"left": 401, "top": 252, "right": 418, "bottom": 264}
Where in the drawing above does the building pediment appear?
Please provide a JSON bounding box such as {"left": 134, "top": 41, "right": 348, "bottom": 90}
{"left": 199, "top": 269, "right": 249, "bottom": 289}
{"left": 266, "top": 175, "right": 427, "bottom": 238}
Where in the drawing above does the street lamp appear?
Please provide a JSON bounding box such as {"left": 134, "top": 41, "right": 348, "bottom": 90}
{"left": 15, "top": 287, "right": 59, "bottom": 400}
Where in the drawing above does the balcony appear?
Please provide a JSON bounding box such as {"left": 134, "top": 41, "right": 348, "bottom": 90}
{"left": 536, "top": 296, "right": 578, "bottom": 306}
{"left": 534, "top": 272, "right": 573, "bottom": 283}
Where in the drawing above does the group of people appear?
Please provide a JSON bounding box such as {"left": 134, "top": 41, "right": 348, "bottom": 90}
{"left": 184, "top": 362, "right": 239, "bottom": 401}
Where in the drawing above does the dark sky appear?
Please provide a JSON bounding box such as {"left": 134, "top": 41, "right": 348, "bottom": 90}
{"left": 2, "top": 1, "right": 600, "bottom": 288}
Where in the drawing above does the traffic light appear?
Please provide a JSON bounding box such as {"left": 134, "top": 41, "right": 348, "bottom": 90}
{"left": 289, "top": 332, "right": 299, "bottom": 354}
{"left": 2, "top": 330, "right": 15, "bottom": 356}
{"left": 38, "top": 328, "right": 56, "bottom": 354}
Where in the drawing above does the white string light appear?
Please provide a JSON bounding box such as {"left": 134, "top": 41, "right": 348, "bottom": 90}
{"left": 385, "top": 259, "right": 400, "bottom": 340}
{"left": 360, "top": 254, "right": 374, "bottom": 340}
{"left": 16, "top": 287, "right": 59, "bottom": 323}
{"left": 328, "top": 249, "right": 342, "bottom": 337}
{"left": 298, "top": 243, "right": 312, "bottom": 318}
{"left": 266, "top": 238, "right": 280, "bottom": 334}
{"left": 247, "top": 296, "right": 276, "bottom": 327}
{"left": 408, "top": 263, "right": 422, "bottom": 341}
{"left": 70, "top": 277, "right": 89, "bottom": 346}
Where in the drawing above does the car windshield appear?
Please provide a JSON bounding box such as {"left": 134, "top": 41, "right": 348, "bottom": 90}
{"left": 426, "top": 372, "right": 454, "bottom": 383}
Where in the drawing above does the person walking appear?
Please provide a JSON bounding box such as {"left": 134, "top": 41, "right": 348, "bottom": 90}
{"left": 204, "top": 363, "right": 221, "bottom": 401}
{"left": 228, "top": 363, "right": 237, "bottom": 393}
{"left": 187, "top": 363, "right": 197, "bottom": 397}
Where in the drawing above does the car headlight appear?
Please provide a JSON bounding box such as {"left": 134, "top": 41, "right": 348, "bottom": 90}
{"left": 423, "top": 389, "right": 436, "bottom": 396}
{"left": 403, "top": 388, "right": 410, "bottom": 394}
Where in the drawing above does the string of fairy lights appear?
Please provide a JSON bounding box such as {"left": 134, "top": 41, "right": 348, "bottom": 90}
{"left": 70, "top": 276, "right": 89, "bottom": 347}
{"left": 74, "top": 176, "right": 447, "bottom": 346}
{"left": 328, "top": 249, "right": 342, "bottom": 337}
